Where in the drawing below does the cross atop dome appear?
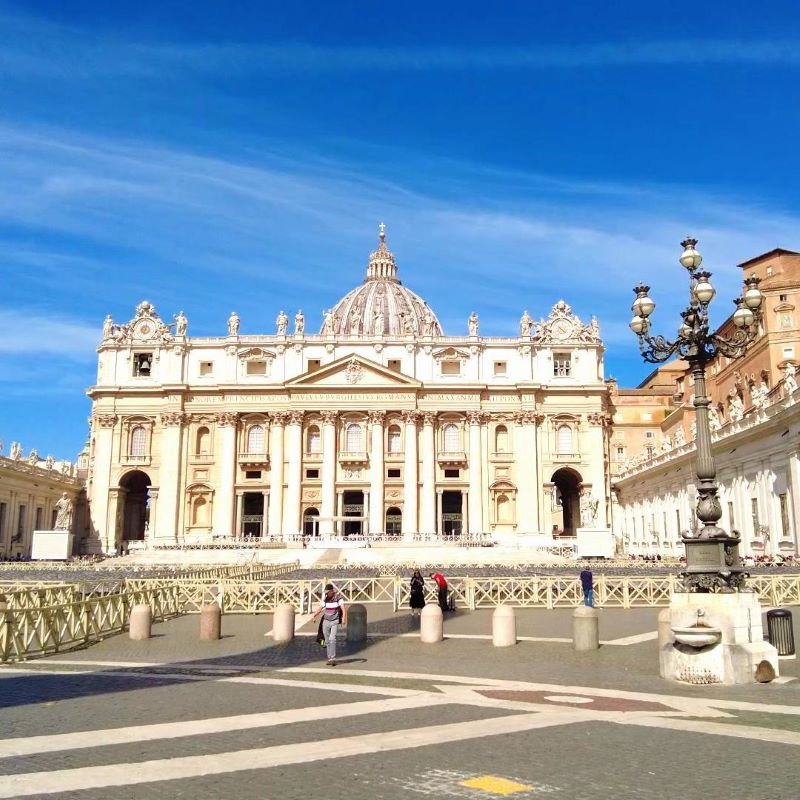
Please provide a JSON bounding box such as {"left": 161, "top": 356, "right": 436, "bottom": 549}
{"left": 367, "top": 222, "right": 398, "bottom": 282}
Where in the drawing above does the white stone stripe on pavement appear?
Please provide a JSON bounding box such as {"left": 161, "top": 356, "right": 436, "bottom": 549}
{"left": 0, "top": 711, "right": 585, "bottom": 798}
{"left": 0, "top": 693, "right": 449, "bottom": 758}
{"left": 620, "top": 714, "right": 800, "bottom": 746}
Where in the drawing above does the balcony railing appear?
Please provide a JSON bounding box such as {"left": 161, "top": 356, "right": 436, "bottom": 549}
{"left": 437, "top": 451, "right": 467, "bottom": 465}
{"left": 239, "top": 452, "right": 270, "bottom": 466}
{"left": 339, "top": 451, "right": 369, "bottom": 465}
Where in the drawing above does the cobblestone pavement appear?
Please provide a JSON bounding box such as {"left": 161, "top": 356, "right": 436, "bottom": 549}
{"left": 1, "top": 606, "right": 798, "bottom": 799}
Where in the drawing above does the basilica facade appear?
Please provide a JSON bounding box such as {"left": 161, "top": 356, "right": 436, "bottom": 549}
{"left": 84, "top": 228, "right": 609, "bottom": 554}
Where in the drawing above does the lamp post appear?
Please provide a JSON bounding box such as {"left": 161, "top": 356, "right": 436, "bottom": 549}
{"left": 629, "top": 238, "right": 765, "bottom": 592}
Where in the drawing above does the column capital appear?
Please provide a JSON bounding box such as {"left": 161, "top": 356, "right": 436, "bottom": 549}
{"left": 514, "top": 410, "right": 543, "bottom": 425}
{"left": 321, "top": 410, "right": 338, "bottom": 425}
{"left": 402, "top": 410, "right": 420, "bottom": 426}
{"left": 286, "top": 410, "right": 304, "bottom": 426}
{"left": 467, "top": 410, "right": 483, "bottom": 426}
{"left": 215, "top": 412, "right": 239, "bottom": 427}
{"left": 368, "top": 410, "right": 386, "bottom": 425}
{"left": 93, "top": 413, "right": 118, "bottom": 428}
{"left": 422, "top": 411, "right": 437, "bottom": 427}
{"left": 160, "top": 411, "right": 187, "bottom": 427}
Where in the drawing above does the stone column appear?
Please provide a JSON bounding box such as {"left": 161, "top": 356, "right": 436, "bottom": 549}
{"left": 514, "top": 412, "right": 541, "bottom": 533}
{"left": 788, "top": 450, "right": 800, "bottom": 552}
{"left": 268, "top": 413, "right": 286, "bottom": 538}
{"left": 461, "top": 491, "right": 468, "bottom": 535}
{"left": 403, "top": 411, "right": 419, "bottom": 538}
{"left": 321, "top": 411, "right": 337, "bottom": 534}
{"left": 336, "top": 489, "right": 344, "bottom": 535}
{"left": 146, "top": 488, "right": 158, "bottom": 543}
{"left": 157, "top": 411, "right": 185, "bottom": 543}
{"left": 107, "top": 487, "right": 123, "bottom": 554}
{"left": 284, "top": 411, "right": 304, "bottom": 537}
{"left": 468, "top": 411, "right": 483, "bottom": 535}
{"left": 436, "top": 489, "right": 443, "bottom": 535}
{"left": 235, "top": 491, "right": 245, "bottom": 538}
{"left": 421, "top": 412, "right": 437, "bottom": 532}
{"left": 262, "top": 490, "right": 269, "bottom": 539}
{"left": 369, "top": 411, "right": 385, "bottom": 534}
{"left": 213, "top": 412, "right": 238, "bottom": 537}
{"left": 363, "top": 490, "right": 370, "bottom": 535}
{"left": 90, "top": 413, "right": 118, "bottom": 554}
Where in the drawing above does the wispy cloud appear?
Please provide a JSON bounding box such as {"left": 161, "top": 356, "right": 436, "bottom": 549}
{"left": 0, "top": 310, "right": 98, "bottom": 356}
{"left": 1, "top": 9, "right": 800, "bottom": 80}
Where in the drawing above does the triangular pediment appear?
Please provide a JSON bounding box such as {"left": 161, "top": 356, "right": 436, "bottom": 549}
{"left": 286, "top": 354, "right": 421, "bottom": 388}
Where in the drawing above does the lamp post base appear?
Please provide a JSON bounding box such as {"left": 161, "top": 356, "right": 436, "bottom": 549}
{"left": 680, "top": 536, "right": 746, "bottom": 593}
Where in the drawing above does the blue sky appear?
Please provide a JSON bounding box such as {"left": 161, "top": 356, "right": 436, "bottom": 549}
{"left": 1, "top": 0, "right": 799, "bottom": 460}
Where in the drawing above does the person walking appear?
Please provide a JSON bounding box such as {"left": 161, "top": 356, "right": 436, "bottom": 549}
{"left": 409, "top": 570, "right": 426, "bottom": 616}
{"left": 580, "top": 567, "right": 594, "bottom": 607}
{"left": 430, "top": 571, "right": 449, "bottom": 612}
{"left": 312, "top": 583, "right": 347, "bottom": 666}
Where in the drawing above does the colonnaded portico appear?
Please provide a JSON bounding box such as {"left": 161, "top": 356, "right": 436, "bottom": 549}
{"left": 84, "top": 227, "right": 609, "bottom": 554}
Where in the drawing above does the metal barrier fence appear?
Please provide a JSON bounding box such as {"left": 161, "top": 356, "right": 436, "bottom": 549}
{"left": 0, "top": 586, "right": 181, "bottom": 662}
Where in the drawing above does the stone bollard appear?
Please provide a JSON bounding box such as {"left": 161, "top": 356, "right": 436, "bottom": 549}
{"left": 657, "top": 607, "right": 673, "bottom": 650}
{"left": 199, "top": 602, "right": 221, "bottom": 641}
{"left": 272, "top": 603, "right": 296, "bottom": 642}
{"left": 129, "top": 603, "right": 152, "bottom": 641}
{"left": 492, "top": 605, "right": 517, "bottom": 647}
{"left": 347, "top": 603, "right": 367, "bottom": 643}
{"left": 572, "top": 605, "right": 599, "bottom": 651}
{"left": 420, "top": 603, "right": 444, "bottom": 643}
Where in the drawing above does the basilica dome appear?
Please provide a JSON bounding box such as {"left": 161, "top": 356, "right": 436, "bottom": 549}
{"left": 322, "top": 226, "right": 443, "bottom": 337}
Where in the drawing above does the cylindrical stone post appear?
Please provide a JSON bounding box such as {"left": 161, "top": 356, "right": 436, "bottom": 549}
{"left": 420, "top": 603, "right": 443, "bottom": 643}
{"left": 272, "top": 603, "right": 296, "bottom": 642}
{"left": 492, "top": 605, "right": 516, "bottom": 647}
{"left": 129, "top": 603, "right": 152, "bottom": 641}
{"left": 657, "top": 607, "right": 673, "bottom": 649}
{"left": 347, "top": 603, "right": 367, "bottom": 643}
{"left": 572, "top": 605, "right": 599, "bottom": 651}
{"left": 199, "top": 602, "right": 221, "bottom": 641}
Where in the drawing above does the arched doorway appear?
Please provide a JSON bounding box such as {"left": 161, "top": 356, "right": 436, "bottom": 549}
{"left": 550, "top": 468, "right": 582, "bottom": 536}
{"left": 385, "top": 506, "right": 402, "bottom": 537}
{"left": 119, "top": 470, "right": 152, "bottom": 543}
{"left": 303, "top": 507, "right": 320, "bottom": 537}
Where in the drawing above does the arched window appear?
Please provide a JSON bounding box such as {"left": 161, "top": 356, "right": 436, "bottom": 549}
{"left": 443, "top": 423, "right": 460, "bottom": 452}
{"left": 247, "top": 424, "right": 265, "bottom": 453}
{"left": 192, "top": 496, "right": 209, "bottom": 526}
{"left": 130, "top": 425, "right": 146, "bottom": 457}
{"left": 345, "top": 423, "right": 362, "bottom": 452}
{"left": 497, "top": 494, "right": 511, "bottom": 523}
{"left": 495, "top": 425, "right": 509, "bottom": 453}
{"left": 557, "top": 424, "right": 573, "bottom": 455}
{"left": 195, "top": 426, "right": 210, "bottom": 455}
{"left": 307, "top": 425, "right": 321, "bottom": 454}
{"left": 387, "top": 425, "right": 401, "bottom": 453}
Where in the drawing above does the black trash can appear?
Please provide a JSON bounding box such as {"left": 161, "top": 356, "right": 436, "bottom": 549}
{"left": 766, "top": 608, "right": 795, "bottom": 657}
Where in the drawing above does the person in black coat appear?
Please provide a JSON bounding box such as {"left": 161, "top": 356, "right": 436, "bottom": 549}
{"left": 409, "top": 570, "right": 426, "bottom": 616}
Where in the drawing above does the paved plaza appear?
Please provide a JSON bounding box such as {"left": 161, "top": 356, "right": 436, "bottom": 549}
{"left": 1, "top": 604, "right": 799, "bottom": 799}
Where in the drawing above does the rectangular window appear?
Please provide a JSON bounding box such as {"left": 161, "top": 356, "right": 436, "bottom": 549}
{"left": 35, "top": 507, "right": 43, "bottom": 530}
{"left": 199, "top": 361, "right": 214, "bottom": 376}
{"left": 246, "top": 360, "right": 267, "bottom": 375}
{"left": 307, "top": 359, "right": 321, "bottom": 372}
{"left": 493, "top": 361, "right": 507, "bottom": 376}
{"left": 616, "top": 446, "right": 625, "bottom": 458}
{"left": 245, "top": 470, "right": 262, "bottom": 480}
{"left": 553, "top": 353, "right": 571, "bottom": 377}
{"left": 51, "top": 509, "right": 58, "bottom": 528}
{"left": 444, "top": 468, "right": 460, "bottom": 478}
{"left": 676, "top": 509, "right": 681, "bottom": 536}
{"left": 133, "top": 352, "right": 153, "bottom": 377}
{"left": 751, "top": 497, "right": 760, "bottom": 533}
{"left": 645, "top": 431, "right": 655, "bottom": 439}
{"left": 441, "top": 360, "right": 461, "bottom": 376}
{"left": 305, "top": 468, "right": 320, "bottom": 479}
{"left": 0, "top": 502, "right": 6, "bottom": 539}
{"left": 780, "top": 294, "right": 788, "bottom": 302}
{"left": 388, "top": 359, "right": 401, "bottom": 372}
{"left": 662, "top": 511, "right": 668, "bottom": 538}
{"left": 16, "top": 505, "right": 26, "bottom": 540}
{"left": 387, "top": 468, "right": 401, "bottom": 478}
{"left": 727, "top": 501, "right": 735, "bottom": 531}
{"left": 779, "top": 493, "right": 789, "bottom": 539}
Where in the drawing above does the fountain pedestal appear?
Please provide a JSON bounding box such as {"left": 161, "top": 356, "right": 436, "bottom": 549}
{"left": 660, "top": 592, "right": 779, "bottom": 685}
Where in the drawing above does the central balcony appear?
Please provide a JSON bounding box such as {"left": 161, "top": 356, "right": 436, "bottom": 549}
{"left": 437, "top": 450, "right": 467, "bottom": 466}
{"left": 339, "top": 451, "right": 369, "bottom": 466}
{"left": 238, "top": 452, "right": 270, "bottom": 467}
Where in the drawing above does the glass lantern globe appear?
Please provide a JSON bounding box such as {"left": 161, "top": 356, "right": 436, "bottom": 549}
{"left": 630, "top": 315, "right": 646, "bottom": 334}
{"left": 693, "top": 273, "right": 716, "bottom": 304}
{"left": 733, "top": 303, "right": 755, "bottom": 328}
{"left": 744, "top": 282, "right": 764, "bottom": 310}
{"left": 679, "top": 238, "right": 703, "bottom": 270}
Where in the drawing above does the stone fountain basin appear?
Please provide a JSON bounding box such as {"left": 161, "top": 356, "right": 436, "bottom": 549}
{"left": 672, "top": 626, "right": 722, "bottom": 647}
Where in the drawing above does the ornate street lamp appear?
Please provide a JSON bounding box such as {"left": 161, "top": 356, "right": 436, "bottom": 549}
{"left": 629, "top": 238, "right": 765, "bottom": 591}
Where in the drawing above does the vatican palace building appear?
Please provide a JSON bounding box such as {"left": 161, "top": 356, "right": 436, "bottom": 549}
{"left": 81, "top": 227, "right": 610, "bottom": 554}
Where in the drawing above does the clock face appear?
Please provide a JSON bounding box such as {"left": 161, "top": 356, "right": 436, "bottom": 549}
{"left": 552, "top": 318, "right": 572, "bottom": 339}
